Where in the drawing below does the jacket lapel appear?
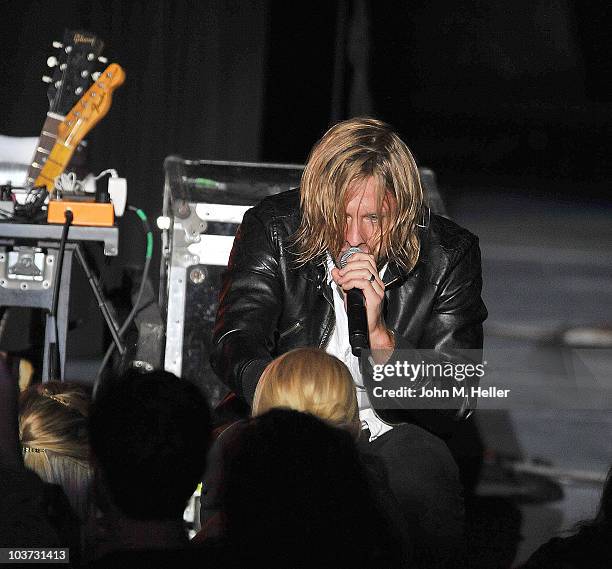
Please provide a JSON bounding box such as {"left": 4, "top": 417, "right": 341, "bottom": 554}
{"left": 383, "top": 216, "right": 431, "bottom": 288}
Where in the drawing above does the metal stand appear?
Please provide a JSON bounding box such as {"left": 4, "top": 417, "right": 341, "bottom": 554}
{"left": 0, "top": 222, "right": 119, "bottom": 382}
{"left": 74, "top": 244, "right": 124, "bottom": 358}
{"left": 43, "top": 246, "right": 72, "bottom": 381}
{"left": 0, "top": 245, "right": 72, "bottom": 381}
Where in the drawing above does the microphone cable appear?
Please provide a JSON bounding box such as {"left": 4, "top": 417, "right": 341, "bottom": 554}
{"left": 48, "top": 208, "right": 73, "bottom": 381}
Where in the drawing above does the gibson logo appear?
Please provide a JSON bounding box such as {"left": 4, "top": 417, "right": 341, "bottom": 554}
{"left": 73, "top": 33, "right": 95, "bottom": 46}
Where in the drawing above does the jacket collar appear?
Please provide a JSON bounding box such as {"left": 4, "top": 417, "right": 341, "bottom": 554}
{"left": 382, "top": 211, "right": 431, "bottom": 286}
{"left": 382, "top": 261, "right": 410, "bottom": 287}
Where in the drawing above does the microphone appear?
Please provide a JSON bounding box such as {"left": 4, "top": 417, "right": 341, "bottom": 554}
{"left": 339, "top": 247, "right": 370, "bottom": 356}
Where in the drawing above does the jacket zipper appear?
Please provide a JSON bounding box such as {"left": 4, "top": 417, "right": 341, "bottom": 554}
{"left": 317, "top": 280, "right": 336, "bottom": 349}
{"left": 279, "top": 321, "right": 302, "bottom": 340}
{"left": 318, "top": 312, "right": 335, "bottom": 349}
{"left": 384, "top": 276, "right": 399, "bottom": 288}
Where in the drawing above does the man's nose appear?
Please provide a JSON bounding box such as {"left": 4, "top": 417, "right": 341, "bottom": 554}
{"left": 345, "top": 219, "right": 364, "bottom": 247}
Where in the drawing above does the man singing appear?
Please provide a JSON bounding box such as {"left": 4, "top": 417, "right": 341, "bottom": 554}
{"left": 211, "top": 117, "right": 487, "bottom": 566}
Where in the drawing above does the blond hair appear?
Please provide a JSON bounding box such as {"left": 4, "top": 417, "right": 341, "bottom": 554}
{"left": 252, "top": 348, "right": 360, "bottom": 438}
{"left": 19, "top": 382, "right": 92, "bottom": 521}
{"left": 293, "top": 117, "right": 424, "bottom": 269}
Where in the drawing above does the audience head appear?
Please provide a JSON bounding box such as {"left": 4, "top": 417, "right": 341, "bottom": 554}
{"left": 252, "top": 347, "right": 360, "bottom": 438}
{"left": 89, "top": 369, "right": 211, "bottom": 521}
{"left": 220, "top": 408, "right": 402, "bottom": 567}
{"left": 19, "top": 381, "right": 92, "bottom": 521}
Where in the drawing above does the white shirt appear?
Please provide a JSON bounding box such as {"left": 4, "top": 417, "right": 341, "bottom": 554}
{"left": 324, "top": 254, "right": 393, "bottom": 442}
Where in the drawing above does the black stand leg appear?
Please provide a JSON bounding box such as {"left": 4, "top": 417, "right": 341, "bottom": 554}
{"left": 74, "top": 244, "right": 125, "bottom": 356}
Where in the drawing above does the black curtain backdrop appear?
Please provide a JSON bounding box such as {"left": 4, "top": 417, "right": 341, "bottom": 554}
{"left": 260, "top": 0, "right": 340, "bottom": 163}
{"left": 368, "top": 0, "right": 612, "bottom": 185}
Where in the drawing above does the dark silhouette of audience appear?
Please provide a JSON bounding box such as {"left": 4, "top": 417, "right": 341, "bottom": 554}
{"left": 215, "top": 408, "right": 406, "bottom": 568}
{"left": 250, "top": 347, "right": 413, "bottom": 562}
{"left": 87, "top": 369, "right": 212, "bottom": 566}
{"left": 4, "top": 352, "right": 611, "bottom": 569}
{"left": 0, "top": 355, "right": 62, "bottom": 549}
{"left": 520, "top": 465, "right": 612, "bottom": 569}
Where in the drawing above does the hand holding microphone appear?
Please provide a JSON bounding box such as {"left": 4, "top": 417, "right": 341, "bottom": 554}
{"left": 331, "top": 247, "right": 388, "bottom": 356}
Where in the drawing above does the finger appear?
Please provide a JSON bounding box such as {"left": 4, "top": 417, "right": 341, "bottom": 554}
{"left": 344, "top": 252, "right": 375, "bottom": 263}
{"left": 341, "top": 251, "right": 376, "bottom": 266}
{"left": 341, "top": 278, "right": 384, "bottom": 317}
{"left": 339, "top": 262, "right": 377, "bottom": 277}
{"left": 338, "top": 268, "right": 384, "bottom": 291}
{"left": 341, "top": 255, "right": 377, "bottom": 274}
{"left": 369, "top": 277, "right": 384, "bottom": 295}
{"left": 339, "top": 277, "right": 368, "bottom": 291}
{"left": 338, "top": 268, "right": 375, "bottom": 282}
{"left": 339, "top": 265, "right": 380, "bottom": 285}
{"left": 340, "top": 276, "right": 384, "bottom": 295}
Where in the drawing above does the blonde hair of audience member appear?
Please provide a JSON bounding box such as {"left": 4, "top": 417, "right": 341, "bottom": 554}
{"left": 252, "top": 348, "right": 360, "bottom": 439}
{"left": 19, "top": 381, "right": 92, "bottom": 521}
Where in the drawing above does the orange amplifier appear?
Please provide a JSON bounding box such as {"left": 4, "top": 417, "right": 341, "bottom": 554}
{"left": 47, "top": 200, "right": 114, "bottom": 227}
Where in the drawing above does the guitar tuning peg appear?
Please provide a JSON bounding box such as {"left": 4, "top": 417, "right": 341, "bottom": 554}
{"left": 87, "top": 52, "right": 95, "bottom": 61}
{"left": 47, "top": 56, "right": 59, "bottom": 67}
{"left": 52, "top": 41, "right": 63, "bottom": 49}
{"left": 42, "top": 75, "right": 53, "bottom": 83}
{"left": 98, "top": 56, "right": 108, "bottom": 64}
{"left": 92, "top": 72, "right": 101, "bottom": 81}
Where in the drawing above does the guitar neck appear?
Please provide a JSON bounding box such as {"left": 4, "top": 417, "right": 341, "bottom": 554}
{"left": 25, "top": 29, "right": 105, "bottom": 189}
{"left": 34, "top": 137, "right": 76, "bottom": 191}
{"left": 32, "top": 63, "right": 125, "bottom": 192}
{"left": 25, "top": 112, "right": 65, "bottom": 187}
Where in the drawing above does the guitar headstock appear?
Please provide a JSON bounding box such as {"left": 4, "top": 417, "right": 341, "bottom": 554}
{"left": 44, "top": 29, "right": 105, "bottom": 116}
{"left": 58, "top": 63, "right": 126, "bottom": 147}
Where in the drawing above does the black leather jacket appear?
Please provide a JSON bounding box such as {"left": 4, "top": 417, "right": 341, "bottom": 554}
{"left": 211, "top": 188, "right": 487, "bottom": 431}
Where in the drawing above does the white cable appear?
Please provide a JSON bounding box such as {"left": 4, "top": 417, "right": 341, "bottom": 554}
{"left": 94, "top": 169, "right": 118, "bottom": 181}
{"left": 53, "top": 169, "right": 122, "bottom": 203}
{"left": 54, "top": 172, "right": 83, "bottom": 194}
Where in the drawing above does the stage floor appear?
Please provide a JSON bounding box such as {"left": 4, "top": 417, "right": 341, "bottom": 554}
{"left": 449, "top": 177, "right": 612, "bottom": 566}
